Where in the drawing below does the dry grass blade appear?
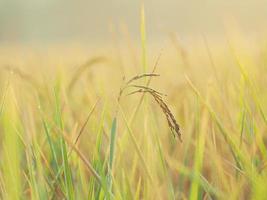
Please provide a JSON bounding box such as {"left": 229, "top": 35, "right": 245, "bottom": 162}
{"left": 62, "top": 133, "right": 102, "bottom": 184}
{"left": 3, "top": 65, "right": 41, "bottom": 89}
{"left": 68, "top": 56, "right": 107, "bottom": 91}
{"left": 73, "top": 99, "right": 100, "bottom": 146}
{"left": 49, "top": 100, "right": 99, "bottom": 197}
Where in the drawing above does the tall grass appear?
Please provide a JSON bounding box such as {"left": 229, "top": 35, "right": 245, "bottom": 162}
{"left": 0, "top": 11, "right": 267, "bottom": 200}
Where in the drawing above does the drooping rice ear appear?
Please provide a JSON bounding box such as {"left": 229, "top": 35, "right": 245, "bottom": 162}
{"left": 126, "top": 86, "right": 182, "bottom": 141}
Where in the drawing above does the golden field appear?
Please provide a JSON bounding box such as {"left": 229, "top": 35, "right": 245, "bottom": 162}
{"left": 0, "top": 27, "right": 267, "bottom": 200}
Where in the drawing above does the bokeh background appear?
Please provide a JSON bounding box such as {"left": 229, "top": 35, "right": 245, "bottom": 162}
{"left": 1, "top": 1, "right": 267, "bottom": 200}
{"left": 1, "top": 0, "right": 267, "bottom": 45}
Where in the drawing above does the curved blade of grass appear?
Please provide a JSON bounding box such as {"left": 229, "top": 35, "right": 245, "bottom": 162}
{"left": 185, "top": 74, "right": 262, "bottom": 188}
{"left": 227, "top": 39, "right": 267, "bottom": 125}
{"left": 68, "top": 56, "right": 107, "bottom": 92}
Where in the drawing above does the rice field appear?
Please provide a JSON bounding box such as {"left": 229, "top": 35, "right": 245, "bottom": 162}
{"left": 1, "top": 11, "right": 267, "bottom": 200}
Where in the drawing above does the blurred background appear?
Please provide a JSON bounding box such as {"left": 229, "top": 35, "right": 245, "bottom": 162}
{"left": 1, "top": 0, "right": 267, "bottom": 45}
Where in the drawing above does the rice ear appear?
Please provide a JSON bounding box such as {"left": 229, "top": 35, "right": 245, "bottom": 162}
{"left": 125, "top": 86, "right": 182, "bottom": 141}
{"left": 118, "top": 72, "right": 182, "bottom": 141}
{"left": 149, "top": 90, "right": 182, "bottom": 141}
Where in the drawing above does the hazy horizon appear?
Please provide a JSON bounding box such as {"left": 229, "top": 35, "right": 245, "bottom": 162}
{"left": 1, "top": 0, "right": 267, "bottom": 45}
